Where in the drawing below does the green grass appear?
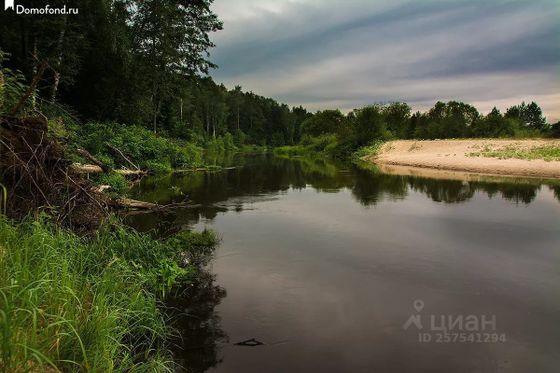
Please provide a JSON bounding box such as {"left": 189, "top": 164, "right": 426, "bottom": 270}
{"left": 469, "top": 145, "right": 560, "bottom": 162}
{"left": 0, "top": 216, "right": 218, "bottom": 372}
{"left": 352, "top": 140, "right": 386, "bottom": 159}
{"left": 273, "top": 145, "right": 308, "bottom": 157}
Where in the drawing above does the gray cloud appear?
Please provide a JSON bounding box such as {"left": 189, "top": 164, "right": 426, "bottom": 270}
{"left": 210, "top": 0, "right": 560, "bottom": 121}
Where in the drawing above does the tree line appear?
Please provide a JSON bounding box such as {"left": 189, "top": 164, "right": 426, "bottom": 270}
{"left": 1, "top": 0, "right": 558, "bottom": 151}
{"left": 293, "top": 101, "right": 558, "bottom": 157}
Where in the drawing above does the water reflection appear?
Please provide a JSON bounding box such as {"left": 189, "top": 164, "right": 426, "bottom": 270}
{"left": 128, "top": 154, "right": 559, "bottom": 232}
{"left": 126, "top": 154, "right": 560, "bottom": 372}
{"left": 166, "top": 269, "right": 227, "bottom": 373}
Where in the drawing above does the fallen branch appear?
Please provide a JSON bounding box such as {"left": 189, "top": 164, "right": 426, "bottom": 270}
{"left": 70, "top": 163, "right": 146, "bottom": 177}
{"left": 105, "top": 144, "right": 140, "bottom": 170}
{"left": 112, "top": 197, "right": 158, "bottom": 210}
{"left": 113, "top": 198, "right": 193, "bottom": 213}
{"left": 76, "top": 148, "right": 112, "bottom": 172}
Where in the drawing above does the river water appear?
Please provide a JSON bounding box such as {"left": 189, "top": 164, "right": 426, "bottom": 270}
{"left": 128, "top": 154, "right": 560, "bottom": 373}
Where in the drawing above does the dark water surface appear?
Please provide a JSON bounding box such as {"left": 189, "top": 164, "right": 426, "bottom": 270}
{"left": 128, "top": 154, "right": 560, "bottom": 373}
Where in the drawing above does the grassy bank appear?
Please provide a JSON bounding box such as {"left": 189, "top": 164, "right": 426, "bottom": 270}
{"left": 469, "top": 144, "right": 560, "bottom": 162}
{"left": 0, "top": 216, "right": 218, "bottom": 372}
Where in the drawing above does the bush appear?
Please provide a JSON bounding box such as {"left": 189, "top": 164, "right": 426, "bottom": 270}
{"left": 76, "top": 123, "right": 204, "bottom": 172}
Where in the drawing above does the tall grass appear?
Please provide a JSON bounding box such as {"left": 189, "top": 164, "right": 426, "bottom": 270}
{"left": 0, "top": 216, "right": 218, "bottom": 372}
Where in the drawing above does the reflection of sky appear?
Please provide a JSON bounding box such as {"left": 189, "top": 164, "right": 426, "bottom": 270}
{"left": 210, "top": 0, "right": 560, "bottom": 122}
{"left": 201, "top": 186, "right": 560, "bottom": 372}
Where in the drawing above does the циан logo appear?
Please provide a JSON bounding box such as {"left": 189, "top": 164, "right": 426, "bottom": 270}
{"left": 402, "top": 299, "right": 507, "bottom": 343}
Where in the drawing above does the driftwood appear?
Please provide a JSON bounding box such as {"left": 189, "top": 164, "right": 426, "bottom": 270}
{"left": 111, "top": 197, "right": 192, "bottom": 212}
{"left": 113, "top": 200, "right": 196, "bottom": 216}
{"left": 112, "top": 197, "right": 158, "bottom": 210}
{"left": 174, "top": 166, "right": 238, "bottom": 174}
{"left": 71, "top": 163, "right": 146, "bottom": 177}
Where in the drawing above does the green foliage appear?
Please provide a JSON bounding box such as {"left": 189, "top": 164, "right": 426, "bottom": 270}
{"left": 274, "top": 145, "right": 308, "bottom": 157}
{"left": 76, "top": 123, "right": 204, "bottom": 172}
{"left": 350, "top": 105, "right": 393, "bottom": 147}
{"left": 300, "top": 110, "right": 347, "bottom": 137}
{"left": 551, "top": 122, "right": 560, "bottom": 138}
{"left": 206, "top": 133, "right": 238, "bottom": 156}
{"left": 505, "top": 101, "right": 548, "bottom": 131}
{"left": 0, "top": 216, "right": 218, "bottom": 372}
{"left": 0, "top": 52, "right": 29, "bottom": 116}
{"left": 383, "top": 102, "right": 412, "bottom": 139}
{"left": 353, "top": 140, "right": 386, "bottom": 159}
{"left": 96, "top": 172, "right": 129, "bottom": 196}
{"left": 414, "top": 101, "right": 479, "bottom": 139}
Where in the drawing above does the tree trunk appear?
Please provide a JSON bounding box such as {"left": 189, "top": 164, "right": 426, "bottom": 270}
{"left": 180, "top": 97, "right": 183, "bottom": 124}
{"left": 237, "top": 104, "right": 240, "bottom": 131}
{"left": 206, "top": 106, "right": 210, "bottom": 134}
{"left": 153, "top": 99, "right": 160, "bottom": 133}
{"left": 31, "top": 38, "right": 38, "bottom": 109}
{"left": 50, "top": 17, "right": 67, "bottom": 102}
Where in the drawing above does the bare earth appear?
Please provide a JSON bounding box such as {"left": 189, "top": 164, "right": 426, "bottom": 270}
{"left": 363, "top": 139, "right": 560, "bottom": 179}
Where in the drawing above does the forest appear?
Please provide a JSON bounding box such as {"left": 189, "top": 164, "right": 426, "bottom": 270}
{"left": 1, "top": 0, "right": 558, "bottom": 165}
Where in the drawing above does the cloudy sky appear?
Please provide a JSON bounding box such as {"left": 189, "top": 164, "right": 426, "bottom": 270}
{"left": 210, "top": 0, "right": 560, "bottom": 122}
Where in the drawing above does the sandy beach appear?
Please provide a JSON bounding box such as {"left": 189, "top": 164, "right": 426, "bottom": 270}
{"left": 363, "top": 139, "right": 560, "bottom": 179}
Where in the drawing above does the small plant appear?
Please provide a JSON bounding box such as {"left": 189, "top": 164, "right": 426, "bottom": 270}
{"left": 0, "top": 183, "right": 6, "bottom": 215}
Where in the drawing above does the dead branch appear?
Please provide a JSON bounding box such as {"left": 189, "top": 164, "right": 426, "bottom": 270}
{"left": 76, "top": 148, "right": 112, "bottom": 173}
{"left": 10, "top": 60, "right": 48, "bottom": 116}
{"left": 105, "top": 143, "right": 140, "bottom": 170}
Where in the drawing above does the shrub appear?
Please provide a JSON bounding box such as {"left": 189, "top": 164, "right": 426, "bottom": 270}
{"left": 76, "top": 123, "right": 204, "bottom": 172}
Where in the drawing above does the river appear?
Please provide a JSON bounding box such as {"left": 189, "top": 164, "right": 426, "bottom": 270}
{"left": 128, "top": 154, "right": 560, "bottom": 373}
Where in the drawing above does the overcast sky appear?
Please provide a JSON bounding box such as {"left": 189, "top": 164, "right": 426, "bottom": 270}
{"left": 210, "top": 0, "right": 560, "bottom": 122}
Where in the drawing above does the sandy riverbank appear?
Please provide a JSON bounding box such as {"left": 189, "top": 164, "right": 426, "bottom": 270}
{"left": 363, "top": 139, "right": 560, "bottom": 179}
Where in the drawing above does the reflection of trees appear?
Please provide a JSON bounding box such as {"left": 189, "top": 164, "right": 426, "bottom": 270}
{"left": 408, "top": 178, "right": 475, "bottom": 203}
{"left": 550, "top": 185, "right": 560, "bottom": 202}
{"left": 128, "top": 155, "right": 555, "bottom": 232}
{"left": 350, "top": 167, "right": 408, "bottom": 205}
{"left": 166, "top": 269, "right": 227, "bottom": 373}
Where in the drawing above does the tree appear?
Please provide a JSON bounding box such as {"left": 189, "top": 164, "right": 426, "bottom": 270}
{"left": 417, "top": 101, "right": 479, "bottom": 139}
{"left": 382, "top": 102, "right": 411, "bottom": 139}
{"left": 300, "top": 110, "right": 346, "bottom": 137}
{"left": 551, "top": 121, "right": 560, "bottom": 138}
{"left": 131, "top": 0, "right": 223, "bottom": 132}
{"left": 350, "top": 105, "right": 389, "bottom": 146}
{"left": 471, "top": 107, "right": 516, "bottom": 138}
{"left": 505, "top": 102, "right": 548, "bottom": 131}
